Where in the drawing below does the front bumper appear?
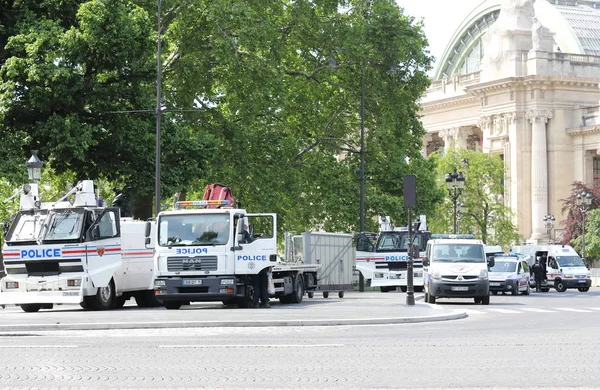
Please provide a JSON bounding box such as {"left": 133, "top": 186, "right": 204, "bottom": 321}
{"left": 489, "top": 280, "right": 518, "bottom": 293}
{"left": 561, "top": 278, "right": 592, "bottom": 289}
{"left": 154, "top": 276, "right": 241, "bottom": 302}
{"left": 427, "top": 279, "right": 489, "bottom": 298}
{"left": 0, "top": 275, "right": 84, "bottom": 305}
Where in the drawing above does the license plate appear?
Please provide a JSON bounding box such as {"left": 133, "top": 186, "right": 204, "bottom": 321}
{"left": 451, "top": 286, "right": 469, "bottom": 291}
{"left": 182, "top": 280, "right": 202, "bottom": 286}
{"left": 414, "top": 273, "right": 422, "bottom": 277}
{"left": 489, "top": 282, "right": 501, "bottom": 286}
{"left": 578, "top": 280, "right": 587, "bottom": 283}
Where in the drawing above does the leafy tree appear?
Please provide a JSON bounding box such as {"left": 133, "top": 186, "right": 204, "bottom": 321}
{"left": 571, "top": 209, "right": 600, "bottom": 264}
{"left": 558, "top": 181, "right": 599, "bottom": 245}
{"left": 429, "top": 148, "right": 520, "bottom": 246}
{"left": 160, "top": 0, "right": 439, "bottom": 234}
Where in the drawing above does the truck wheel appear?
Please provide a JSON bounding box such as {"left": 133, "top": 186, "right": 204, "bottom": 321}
{"left": 290, "top": 276, "right": 304, "bottom": 304}
{"left": 480, "top": 296, "right": 490, "bottom": 305}
{"left": 20, "top": 304, "right": 42, "bottom": 313}
{"left": 400, "top": 286, "right": 407, "bottom": 292}
{"left": 90, "top": 280, "right": 116, "bottom": 310}
{"left": 555, "top": 280, "right": 567, "bottom": 292}
{"left": 474, "top": 297, "right": 481, "bottom": 304}
{"left": 323, "top": 291, "right": 329, "bottom": 299}
{"left": 578, "top": 287, "right": 590, "bottom": 292}
{"left": 338, "top": 291, "right": 344, "bottom": 298}
{"left": 135, "top": 291, "right": 162, "bottom": 308}
{"left": 427, "top": 294, "right": 436, "bottom": 304}
{"left": 238, "top": 283, "right": 255, "bottom": 308}
{"left": 414, "top": 286, "right": 424, "bottom": 292}
{"left": 491, "top": 291, "right": 498, "bottom": 295}
{"left": 512, "top": 286, "right": 519, "bottom": 296}
{"left": 308, "top": 292, "right": 314, "bottom": 299}
{"left": 164, "top": 301, "right": 182, "bottom": 310}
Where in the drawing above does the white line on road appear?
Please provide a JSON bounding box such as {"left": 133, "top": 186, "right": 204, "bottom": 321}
{"left": 159, "top": 344, "right": 345, "bottom": 348}
{"left": 0, "top": 345, "right": 78, "bottom": 348}
{"left": 486, "top": 308, "right": 522, "bottom": 314}
{"left": 555, "top": 307, "right": 593, "bottom": 313}
{"left": 520, "top": 308, "right": 556, "bottom": 313}
{"left": 463, "top": 309, "right": 486, "bottom": 315}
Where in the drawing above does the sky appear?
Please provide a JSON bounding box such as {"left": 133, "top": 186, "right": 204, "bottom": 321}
{"left": 395, "top": 0, "right": 483, "bottom": 71}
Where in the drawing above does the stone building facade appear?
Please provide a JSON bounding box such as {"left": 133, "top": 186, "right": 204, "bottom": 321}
{"left": 420, "top": 0, "right": 600, "bottom": 243}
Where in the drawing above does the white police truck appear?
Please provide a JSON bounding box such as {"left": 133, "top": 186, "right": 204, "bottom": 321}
{"left": 0, "top": 180, "right": 159, "bottom": 312}
{"left": 150, "top": 200, "right": 319, "bottom": 309}
{"left": 423, "top": 234, "right": 494, "bottom": 305}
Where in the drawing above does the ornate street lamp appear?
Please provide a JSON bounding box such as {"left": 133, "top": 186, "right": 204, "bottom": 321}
{"left": 26, "top": 150, "right": 43, "bottom": 183}
{"left": 543, "top": 214, "right": 555, "bottom": 243}
{"left": 576, "top": 191, "right": 593, "bottom": 264}
{"left": 446, "top": 169, "right": 465, "bottom": 234}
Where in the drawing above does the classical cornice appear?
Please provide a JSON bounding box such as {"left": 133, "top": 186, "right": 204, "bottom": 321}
{"left": 465, "top": 76, "right": 600, "bottom": 96}
{"left": 567, "top": 126, "right": 600, "bottom": 136}
{"left": 419, "top": 95, "right": 479, "bottom": 112}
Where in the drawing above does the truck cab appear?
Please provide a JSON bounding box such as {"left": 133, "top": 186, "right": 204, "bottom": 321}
{"left": 422, "top": 235, "right": 492, "bottom": 305}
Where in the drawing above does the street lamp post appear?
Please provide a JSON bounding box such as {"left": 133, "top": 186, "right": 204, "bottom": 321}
{"left": 457, "top": 201, "right": 466, "bottom": 233}
{"left": 542, "top": 214, "right": 555, "bottom": 243}
{"left": 26, "top": 150, "right": 43, "bottom": 184}
{"left": 576, "top": 191, "right": 593, "bottom": 265}
{"left": 446, "top": 169, "right": 465, "bottom": 234}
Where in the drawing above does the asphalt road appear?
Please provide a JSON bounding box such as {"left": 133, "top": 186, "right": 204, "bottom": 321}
{"left": 1, "top": 288, "right": 599, "bottom": 389}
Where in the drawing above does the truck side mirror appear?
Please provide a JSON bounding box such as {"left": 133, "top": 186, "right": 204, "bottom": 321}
{"left": 422, "top": 257, "right": 430, "bottom": 267}
{"left": 487, "top": 256, "right": 495, "bottom": 268}
{"left": 145, "top": 221, "right": 151, "bottom": 238}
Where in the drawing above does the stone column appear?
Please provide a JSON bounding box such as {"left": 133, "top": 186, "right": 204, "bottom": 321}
{"left": 422, "top": 133, "right": 433, "bottom": 157}
{"left": 438, "top": 129, "right": 453, "bottom": 153}
{"left": 456, "top": 127, "right": 473, "bottom": 149}
{"left": 477, "top": 116, "right": 492, "bottom": 153}
{"left": 526, "top": 109, "right": 553, "bottom": 241}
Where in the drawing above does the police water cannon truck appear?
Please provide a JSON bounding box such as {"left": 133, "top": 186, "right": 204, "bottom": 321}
{"left": 150, "top": 199, "right": 320, "bottom": 309}
{"left": 355, "top": 215, "right": 430, "bottom": 292}
{"left": 0, "top": 180, "right": 160, "bottom": 312}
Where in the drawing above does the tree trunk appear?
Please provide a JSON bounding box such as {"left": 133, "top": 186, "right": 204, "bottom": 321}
{"left": 132, "top": 194, "right": 153, "bottom": 220}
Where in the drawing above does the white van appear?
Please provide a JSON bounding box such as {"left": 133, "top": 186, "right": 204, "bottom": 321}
{"left": 423, "top": 235, "right": 493, "bottom": 305}
{"left": 512, "top": 244, "right": 591, "bottom": 292}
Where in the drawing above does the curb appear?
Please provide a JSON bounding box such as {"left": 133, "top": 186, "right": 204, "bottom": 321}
{"left": 0, "top": 310, "right": 467, "bottom": 332}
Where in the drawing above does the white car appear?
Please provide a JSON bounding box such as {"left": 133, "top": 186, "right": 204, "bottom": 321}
{"left": 488, "top": 254, "right": 530, "bottom": 296}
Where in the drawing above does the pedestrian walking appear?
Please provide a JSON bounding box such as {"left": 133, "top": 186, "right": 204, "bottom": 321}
{"left": 531, "top": 259, "right": 544, "bottom": 292}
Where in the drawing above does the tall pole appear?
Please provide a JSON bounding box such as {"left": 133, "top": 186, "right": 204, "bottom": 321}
{"left": 453, "top": 195, "right": 457, "bottom": 234}
{"left": 155, "top": 0, "right": 163, "bottom": 217}
{"left": 359, "top": 66, "right": 365, "bottom": 233}
{"left": 406, "top": 207, "right": 415, "bottom": 305}
{"left": 582, "top": 212, "right": 587, "bottom": 264}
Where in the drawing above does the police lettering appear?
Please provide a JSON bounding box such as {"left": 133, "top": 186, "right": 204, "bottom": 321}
{"left": 237, "top": 255, "right": 267, "bottom": 261}
{"left": 176, "top": 248, "right": 208, "bottom": 255}
{"left": 21, "top": 248, "right": 61, "bottom": 259}
{"left": 385, "top": 255, "right": 409, "bottom": 261}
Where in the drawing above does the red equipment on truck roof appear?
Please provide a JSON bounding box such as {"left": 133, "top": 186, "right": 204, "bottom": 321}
{"left": 202, "top": 183, "right": 235, "bottom": 208}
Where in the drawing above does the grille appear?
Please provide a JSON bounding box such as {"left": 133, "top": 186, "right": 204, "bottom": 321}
{"left": 167, "top": 256, "right": 218, "bottom": 272}
{"left": 25, "top": 261, "right": 60, "bottom": 276}
{"left": 442, "top": 275, "right": 478, "bottom": 280}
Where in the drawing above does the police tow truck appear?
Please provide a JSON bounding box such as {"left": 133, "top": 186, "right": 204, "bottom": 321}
{"left": 150, "top": 199, "right": 319, "bottom": 309}
{"left": 0, "top": 180, "right": 159, "bottom": 312}
{"left": 355, "top": 215, "right": 430, "bottom": 292}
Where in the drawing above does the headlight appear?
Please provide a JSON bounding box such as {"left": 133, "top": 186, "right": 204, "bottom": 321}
{"left": 154, "top": 280, "right": 166, "bottom": 287}
{"left": 220, "top": 279, "right": 234, "bottom": 285}
{"left": 374, "top": 273, "right": 384, "bottom": 278}
{"left": 67, "top": 279, "right": 81, "bottom": 287}
{"left": 564, "top": 274, "right": 574, "bottom": 279}
{"left": 5, "top": 281, "right": 19, "bottom": 289}
{"left": 479, "top": 269, "right": 488, "bottom": 280}
{"left": 432, "top": 270, "right": 441, "bottom": 280}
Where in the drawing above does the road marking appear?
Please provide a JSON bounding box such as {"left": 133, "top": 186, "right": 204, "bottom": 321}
{"left": 0, "top": 345, "right": 78, "bottom": 348}
{"left": 555, "top": 307, "right": 593, "bottom": 313}
{"left": 586, "top": 307, "right": 600, "bottom": 311}
{"left": 520, "top": 308, "right": 556, "bottom": 313}
{"left": 463, "top": 309, "right": 486, "bottom": 315}
{"left": 486, "top": 308, "right": 522, "bottom": 314}
{"left": 159, "top": 344, "right": 345, "bottom": 348}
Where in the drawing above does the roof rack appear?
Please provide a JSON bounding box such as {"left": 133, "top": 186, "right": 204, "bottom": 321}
{"left": 431, "top": 234, "right": 475, "bottom": 239}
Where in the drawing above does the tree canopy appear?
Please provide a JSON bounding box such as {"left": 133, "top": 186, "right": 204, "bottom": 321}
{"left": 1, "top": 0, "right": 439, "bottom": 235}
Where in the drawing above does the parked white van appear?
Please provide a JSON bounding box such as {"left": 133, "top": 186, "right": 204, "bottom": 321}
{"left": 423, "top": 235, "right": 493, "bottom": 305}
{"left": 512, "top": 244, "right": 591, "bottom": 292}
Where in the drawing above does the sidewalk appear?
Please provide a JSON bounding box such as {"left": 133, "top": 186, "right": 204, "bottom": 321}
{"left": 0, "top": 292, "right": 467, "bottom": 332}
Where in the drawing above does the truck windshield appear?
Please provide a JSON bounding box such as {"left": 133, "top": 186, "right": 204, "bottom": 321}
{"left": 5, "top": 210, "right": 49, "bottom": 243}
{"left": 44, "top": 210, "right": 85, "bottom": 241}
{"left": 431, "top": 244, "right": 484, "bottom": 263}
{"left": 489, "top": 260, "right": 517, "bottom": 272}
{"left": 375, "top": 232, "right": 428, "bottom": 252}
{"left": 556, "top": 256, "right": 585, "bottom": 267}
{"left": 159, "top": 213, "right": 230, "bottom": 246}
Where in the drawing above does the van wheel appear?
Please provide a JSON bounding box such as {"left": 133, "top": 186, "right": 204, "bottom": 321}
{"left": 474, "top": 297, "right": 481, "bottom": 304}
{"left": 400, "top": 286, "right": 407, "bottom": 292}
{"left": 164, "top": 301, "right": 182, "bottom": 310}
{"left": 512, "top": 286, "right": 519, "bottom": 296}
{"left": 21, "top": 304, "right": 42, "bottom": 313}
{"left": 338, "top": 291, "right": 344, "bottom": 298}
{"left": 307, "top": 292, "right": 314, "bottom": 298}
{"left": 480, "top": 296, "right": 490, "bottom": 305}
{"left": 427, "top": 293, "right": 436, "bottom": 304}
{"left": 323, "top": 291, "right": 329, "bottom": 298}
{"left": 491, "top": 291, "right": 498, "bottom": 295}
{"left": 554, "top": 281, "right": 567, "bottom": 292}
{"left": 578, "top": 287, "right": 590, "bottom": 292}
{"left": 523, "top": 285, "right": 530, "bottom": 295}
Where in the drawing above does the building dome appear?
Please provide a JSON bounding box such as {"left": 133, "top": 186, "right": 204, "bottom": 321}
{"left": 434, "top": 0, "right": 600, "bottom": 81}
